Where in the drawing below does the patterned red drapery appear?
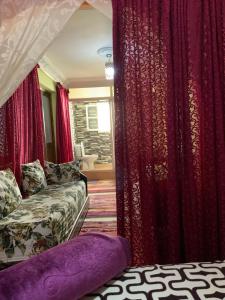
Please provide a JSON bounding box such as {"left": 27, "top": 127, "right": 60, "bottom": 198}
{"left": 113, "top": 0, "right": 225, "bottom": 265}
{"left": 0, "top": 66, "right": 45, "bottom": 183}
{"left": 56, "top": 83, "right": 73, "bottom": 163}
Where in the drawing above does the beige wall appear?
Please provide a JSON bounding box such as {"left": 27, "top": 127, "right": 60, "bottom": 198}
{"left": 69, "top": 86, "right": 111, "bottom": 99}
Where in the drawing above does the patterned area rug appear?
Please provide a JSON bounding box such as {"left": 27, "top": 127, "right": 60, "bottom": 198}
{"left": 80, "top": 180, "right": 117, "bottom": 236}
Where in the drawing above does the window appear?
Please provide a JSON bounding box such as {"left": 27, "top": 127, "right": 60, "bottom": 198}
{"left": 97, "top": 102, "right": 111, "bottom": 133}
{"left": 86, "top": 102, "right": 111, "bottom": 133}
{"left": 86, "top": 104, "right": 98, "bottom": 130}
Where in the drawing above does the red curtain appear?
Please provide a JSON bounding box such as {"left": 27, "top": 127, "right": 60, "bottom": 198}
{"left": 0, "top": 66, "right": 45, "bottom": 182}
{"left": 113, "top": 0, "right": 225, "bottom": 265}
{"left": 56, "top": 83, "right": 73, "bottom": 163}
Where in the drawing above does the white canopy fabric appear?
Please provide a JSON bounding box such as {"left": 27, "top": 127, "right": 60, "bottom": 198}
{"left": 0, "top": 0, "right": 112, "bottom": 107}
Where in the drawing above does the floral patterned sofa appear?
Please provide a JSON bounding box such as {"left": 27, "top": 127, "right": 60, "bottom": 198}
{"left": 0, "top": 160, "right": 88, "bottom": 264}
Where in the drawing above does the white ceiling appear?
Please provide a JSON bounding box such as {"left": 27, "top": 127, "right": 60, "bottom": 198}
{"left": 42, "top": 6, "right": 112, "bottom": 87}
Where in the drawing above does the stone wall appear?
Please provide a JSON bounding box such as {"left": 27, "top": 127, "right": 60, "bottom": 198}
{"left": 72, "top": 102, "right": 112, "bottom": 163}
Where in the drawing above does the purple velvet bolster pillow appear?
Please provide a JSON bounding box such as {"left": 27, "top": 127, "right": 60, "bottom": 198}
{"left": 0, "top": 233, "right": 131, "bottom": 300}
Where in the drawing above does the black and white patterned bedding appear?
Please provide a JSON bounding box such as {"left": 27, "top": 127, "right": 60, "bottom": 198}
{"left": 83, "top": 261, "right": 225, "bottom": 299}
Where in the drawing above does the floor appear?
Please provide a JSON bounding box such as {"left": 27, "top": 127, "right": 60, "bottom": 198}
{"left": 80, "top": 180, "right": 117, "bottom": 236}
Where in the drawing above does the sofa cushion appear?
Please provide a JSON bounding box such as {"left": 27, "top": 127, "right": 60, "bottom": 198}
{"left": 0, "top": 169, "right": 22, "bottom": 219}
{"left": 44, "top": 161, "right": 80, "bottom": 185}
{"left": 22, "top": 160, "right": 47, "bottom": 195}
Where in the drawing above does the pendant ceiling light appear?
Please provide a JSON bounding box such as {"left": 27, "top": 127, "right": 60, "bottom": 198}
{"left": 97, "top": 47, "right": 114, "bottom": 80}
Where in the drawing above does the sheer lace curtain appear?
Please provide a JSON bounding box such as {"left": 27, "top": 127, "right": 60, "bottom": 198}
{"left": 0, "top": 0, "right": 112, "bottom": 107}
{"left": 0, "top": 0, "right": 83, "bottom": 106}
{"left": 113, "top": 0, "right": 225, "bottom": 266}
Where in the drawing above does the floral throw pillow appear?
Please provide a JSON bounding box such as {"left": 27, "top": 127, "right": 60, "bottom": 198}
{"left": 0, "top": 169, "right": 22, "bottom": 219}
{"left": 44, "top": 161, "right": 80, "bottom": 185}
{"left": 22, "top": 160, "right": 47, "bottom": 195}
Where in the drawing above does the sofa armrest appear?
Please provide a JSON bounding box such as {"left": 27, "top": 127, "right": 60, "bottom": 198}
{"left": 79, "top": 172, "right": 88, "bottom": 195}
{"left": 0, "top": 234, "right": 131, "bottom": 300}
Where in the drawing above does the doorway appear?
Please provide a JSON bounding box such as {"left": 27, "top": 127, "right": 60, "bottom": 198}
{"left": 70, "top": 85, "right": 115, "bottom": 180}
{"left": 41, "top": 91, "right": 56, "bottom": 162}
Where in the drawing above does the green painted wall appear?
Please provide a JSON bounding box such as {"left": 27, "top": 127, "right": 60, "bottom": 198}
{"left": 38, "top": 68, "right": 56, "bottom": 92}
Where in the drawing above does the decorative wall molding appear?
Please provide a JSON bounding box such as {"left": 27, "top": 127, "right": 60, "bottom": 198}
{"left": 39, "top": 56, "right": 66, "bottom": 84}
{"left": 80, "top": 1, "right": 93, "bottom": 10}
{"left": 66, "top": 77, "right": 113, "bottom": 88}
{"left": 86, "top": 0, "right": 112, "bottom": 19}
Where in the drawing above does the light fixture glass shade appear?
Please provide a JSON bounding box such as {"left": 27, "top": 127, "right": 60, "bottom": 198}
{"left": 105, "top": 61, "right": 114, "bottom": 80}
{"left": 97, "top": 47, "right": 114, "bottom": 80}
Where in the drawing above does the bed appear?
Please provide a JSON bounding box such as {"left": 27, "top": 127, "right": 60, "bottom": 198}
{"left": 84, "top": 261, "right": 225, "bottom": 299}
